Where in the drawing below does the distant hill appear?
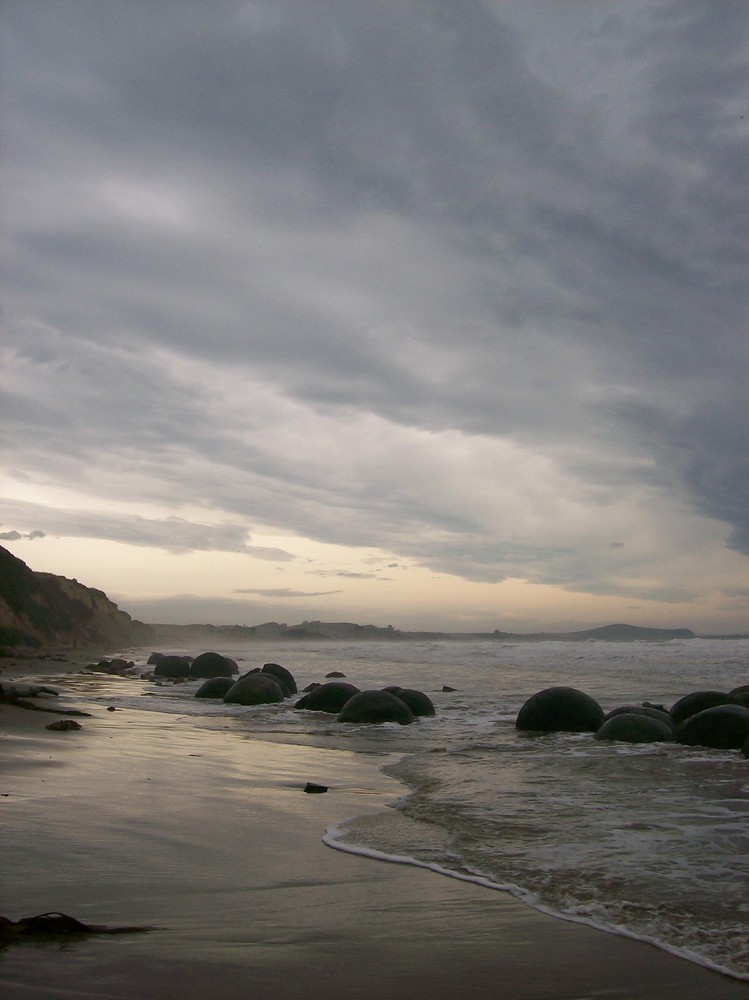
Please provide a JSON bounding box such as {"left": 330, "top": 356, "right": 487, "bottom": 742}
{"left": 496, "top": 623, "right": 697, "bottom": 642}
{"left": 0, "top": 545, "right": 153, "bottom": 650}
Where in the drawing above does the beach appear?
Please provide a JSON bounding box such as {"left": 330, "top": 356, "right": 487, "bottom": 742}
{"left": 1, "top": 651, "right": 748, "bottom": 1000}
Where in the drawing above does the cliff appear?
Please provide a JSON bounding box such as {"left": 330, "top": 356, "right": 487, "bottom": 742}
{"left": 0, "top": 545, "right": 153, "bottom": 650}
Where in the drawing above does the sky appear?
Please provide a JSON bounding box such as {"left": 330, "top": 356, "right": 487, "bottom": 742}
{"left": 1, "top": 0, "right": 747, "bottom": 634}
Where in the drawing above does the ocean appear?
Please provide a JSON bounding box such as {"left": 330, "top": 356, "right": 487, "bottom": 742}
{"left": 87, "top": 637, "right": 748, "bottom": 981}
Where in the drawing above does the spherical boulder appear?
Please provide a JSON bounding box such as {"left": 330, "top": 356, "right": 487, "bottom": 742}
{"left": 190, "top": 652, "right": 235, "bottom": 679}
{"left": 240, "top": 667, "right": 292, "bottom": 697}
{"left": 728, "top": 685, "right": 749, "bottom": 708}
{"left": 675, "top": 704, "right": 749, "bottom": 750}
{"left": 223, "top": 674, "right": 285, "bottom": 706}
{"left": 337, "top": 690, "right": 414, "bottom": 725}
{"left": 604, "top": 705, "right": 674, "bottom": 729}
{"left": 670, "top": 691, "right": 736, "bottom": 727}
{"left": 154, "top": 655, "right": 191, "bottom": 678}
{"left": 147, "top": 652, "right": 164, "bottom": 665}
{"left": 383, "top": 686, "right": 436, "bottom": 717}
{"left": 595, "top": 713, "right": 675, "bottom": 744}
{"left": 742, "top": 733, "right": 749, "bottom": 759}
{"left": 295, "top": 682, "right": 360, "bottom": 713}
{"left": 262, "top": 662, "right": 297, "bottom": 695}
{"left": 516, "top": 686, "right": 605, "bottom": 733}
{"left": 195, "top": 676, "right": 236, "bottom": 699}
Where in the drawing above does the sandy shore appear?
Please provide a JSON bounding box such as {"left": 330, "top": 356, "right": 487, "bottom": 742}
{"left": 1, "top": 653, "right": 748, "bottom": 1000}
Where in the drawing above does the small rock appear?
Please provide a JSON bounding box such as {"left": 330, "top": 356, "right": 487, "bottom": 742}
{"left": 304, "top": 782, "right": 328, "bottom": 794}
{"left": 46, "top": 720, "right": 82, "bottom": 731}
{"left": 326, "top": 671, "right": 346, "bottom": 678}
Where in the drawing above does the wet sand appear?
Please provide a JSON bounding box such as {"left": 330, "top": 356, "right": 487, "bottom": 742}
{"left": 1, "top": 654, "right": 748, "bottom": 1000}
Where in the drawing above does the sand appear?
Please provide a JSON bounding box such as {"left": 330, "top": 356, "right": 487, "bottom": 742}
{"left": 1, "top": 653, "right": 747, "bottom": 1000}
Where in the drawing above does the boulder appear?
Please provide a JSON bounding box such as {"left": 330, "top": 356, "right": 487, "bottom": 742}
{"left": 383, "top": 686, "right": 436, "bottom": 717}
{"left": 262, "top": 662, "right": 297, "bottom": 695}
{"left": 241, "top": 667, "right": 292, "bottom": 697}
{"left": 670, "top": 691, "right": 736, "bottom": 727}
{"left": 595, "top": 714, "right": 674, "bottom": 744}
{"left": 675, "top": 704, "right": 749, "bottom": 750}
{"left": 295, "top": 682, "right": 360, "bottom": 713}
{"left": 728, "top": 685, "right": 749, "bottom": 708}
{"left": 147, "top": 652, "right": 164, "bottom": 665}
{"left": 326, "top": 671, "right": 346, "bottom": 678}
{"left": 190, "top": 652, "right": 235, "bottom": 679}
{"left": 153, "top": 655, "right": 191, "bottom": 678}
{"left": 223, "top": 674, "right": 285, "bottom": 706}
{"left": 604, "top": 705, "right": 674, "bottom": 729}
{"left": 742, "top": 733, "right": 749, "bottom": 759}
{"left": 195, "top": 676, "right": 236, "bottom": 699}
{"left": 516, "top": 686, "right": 605, "bottom": 733}
{"left": 337, "top": 690, "right": 414, "bottom": 725}
{"left": 92, "top": 658, "right": 133, "bottom": 676}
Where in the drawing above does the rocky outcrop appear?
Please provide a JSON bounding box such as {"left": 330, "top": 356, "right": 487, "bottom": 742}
{"left": 0, "top": 545, "right": 153, "bottom": 650}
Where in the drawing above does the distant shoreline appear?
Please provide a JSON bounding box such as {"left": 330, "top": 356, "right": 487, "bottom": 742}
{"left": 144, "top": 621, "right": 739, "bottom": 644}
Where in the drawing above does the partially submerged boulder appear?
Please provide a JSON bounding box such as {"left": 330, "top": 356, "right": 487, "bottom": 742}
{"left": 595, "top": 714, "right": 674, "bottom": 744}
{"left": 675, "top": 704, "right": 749, "bottom": 750}
{"left": 670, "top": 691, "right": 736, "bottom": 727}
{"left": 383, "top": 686, "right": 436, "bottom": 717}
{"left": 295, "top": 682, "right": 360, "bottom": 713}
{"left": 223, "top": 674, "right": 285, "bottom": 706}
{"left": 262, "top": 662, "right": 297, "bottom": 695}
{"left": 516, "top": 686, "right": 605, "bottom": 733}
{"left": 337, "top": 690, "right": 414, "bottom": 725}
{"left": 195, "top": 676, "right": 236, "bottom": 699}
{"left": 153, "top": 655, "right": 191, "bottom": 678}
{"left": 604, "top": 705, "right": 674, "bottom": 729}
{"left": 190, "top": 652, "right": 235, "bottom": 679}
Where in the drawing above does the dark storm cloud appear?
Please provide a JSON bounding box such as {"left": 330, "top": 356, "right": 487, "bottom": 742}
{"left": 1, "top": 0, "right": 747, "bottom": 600}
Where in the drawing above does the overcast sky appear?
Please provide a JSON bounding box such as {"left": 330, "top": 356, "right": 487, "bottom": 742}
{"left": 1, "top": 0, "right": 747, "bottom": 633}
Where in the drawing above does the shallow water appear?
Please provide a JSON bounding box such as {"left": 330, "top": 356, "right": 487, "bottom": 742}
{"left": 47, "top": 637, "right": 749, "bottom": 980}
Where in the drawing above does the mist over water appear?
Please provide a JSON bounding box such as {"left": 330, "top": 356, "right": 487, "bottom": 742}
{"left": 99, "top": 637, "right": 748, "bottom": 980}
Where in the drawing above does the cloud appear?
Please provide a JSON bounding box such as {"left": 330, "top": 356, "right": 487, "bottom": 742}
{"left": 0, "top": 0, "right": 746, "bottom": 623}
{"left": 311, "top": 570, "right": 383, "bottom": 580}
{"left": 234, "top": 588, "right": 341, "bottom": 598}
{"left": 0, "top": 529, "right": 45, "bottom": 542}
{"left": 0, "top": 499, "right": 294, "bottom": 559}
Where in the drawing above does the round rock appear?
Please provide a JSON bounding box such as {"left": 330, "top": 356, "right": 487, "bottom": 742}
{"left": 154, "top": 655, "right": 191, "bottom": 678}
{"left": 675, "top": 704, "right": 749, "bottom": 750}
{"left": 295, "top": 682, "right": 360, "bottom": 713}
{"left": 595, "top": 714, "right": 675, "bottom": 744}
{"left": 670, "top": 691, "right": 736, "bottom": 727}
{"left": 223, "top": 674, "right": 285, "bottom": 706}
{"left": 384, "top": 687, "right": 436, "bottom": 717}
{"left": 516, "top": 686, "right": 605, "bottom": 733}
{"left": 195, "top": 676, "right": 237, "bottom": 699}
{"left": 262, "top": 662, "right": 297, "bottom": 695}
{"left": 337, "top": 690, "right": 414, "bottom": 725}
{"left": 190, "top": 652, "right": 235, "bottom": 679}
{"left": 604, "top": 705, "right": 674, "bottom": 729}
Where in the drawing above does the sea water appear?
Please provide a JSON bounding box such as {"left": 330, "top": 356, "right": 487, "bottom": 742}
{"left": 85, "top": 637, "right": 748, "bottom": 980}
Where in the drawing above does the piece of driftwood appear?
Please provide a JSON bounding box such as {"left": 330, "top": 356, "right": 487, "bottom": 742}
{"left": 0, "top": 912, "right": 153, "bottom": 942}
{"left": 0, "top": 686, "right": 91, "bottom": 717}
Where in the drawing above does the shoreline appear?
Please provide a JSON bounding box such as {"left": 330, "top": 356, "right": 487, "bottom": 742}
{"left": 1, "top": 653, "right": 748, "bottom": 999}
